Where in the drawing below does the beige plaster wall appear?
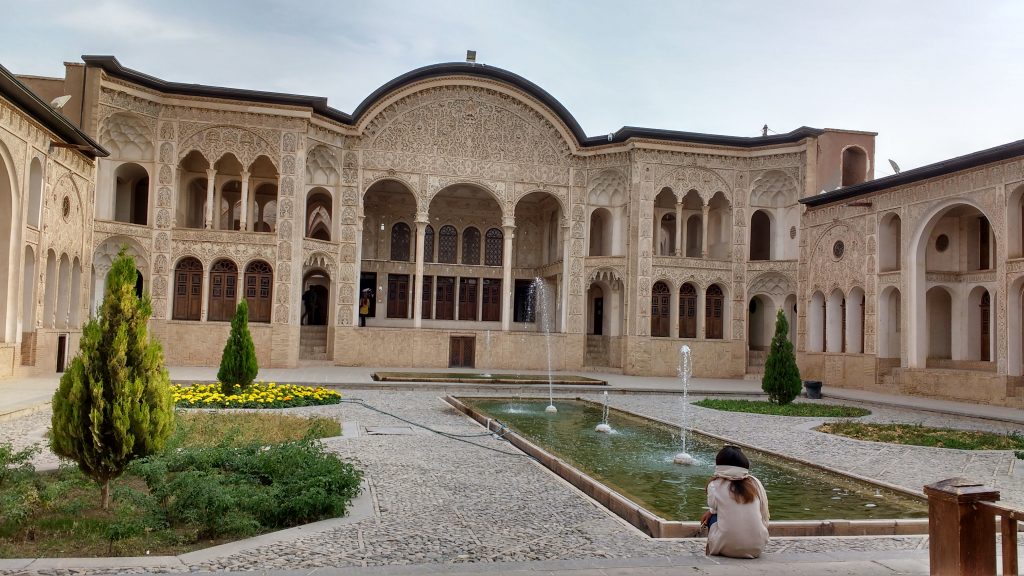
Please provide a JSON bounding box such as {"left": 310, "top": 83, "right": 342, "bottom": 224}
{"left": 150, "top": 321, "right": 273, "bottom": 367}
{"left": 648, "top": 338, "right": 745, "bottom": 378}
{"left": 894, "top": 368, "right": 1020, "bottom": 408}
{"left": 814, "top": 130, "right": 877, "bottom": 195}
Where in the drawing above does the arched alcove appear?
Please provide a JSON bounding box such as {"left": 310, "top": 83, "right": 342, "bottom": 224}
{"left": 841, "top": 146, "right": 868, "bottom": 186}
{"left": 825, "top": 289, "right": 845, "bottom": 353}
{"left": 306, "top": 188, "right": 333, "bottom": 240}
{"left": 846, "top": 287, "right": 865, "bottom": 354}
{"left": 926, "top": 287, "right": 952, "bottom": 360}
{"left": 878, "top": 287, "right": 901, "bottom": 359}
{"left": 21, "top": 246, "right": 36, "bottom": 334}
{"left": 808, "top": 291, "right": 825, "bottom": 352}
{"left": 28, "top": 157, "right": 43, "bottom": 228}
{"left": 749, "top": 210, "right": 772, "bottom": 261}
{"left": 177, "top": 151, "right": 210, "bottom": 229}
{"left": 113, "top": 163, "right": 149, "bottom": 225}
{"left": 878, "top": 213, "right": 901, "bottom": 272}
{"left": 589, "top": 208, "right": 612, "bottom": 256}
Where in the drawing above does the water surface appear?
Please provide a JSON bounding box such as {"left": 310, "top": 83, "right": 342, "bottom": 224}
{"left": 463, "top": 397, "right": 928, "bottom": 521}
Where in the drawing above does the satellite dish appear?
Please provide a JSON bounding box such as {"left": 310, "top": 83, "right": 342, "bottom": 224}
{"left": 888, "top": 159, "right": 901, "bottom": 174}
{"left": 50, "top": 95, "right": 72, "bottom": 110}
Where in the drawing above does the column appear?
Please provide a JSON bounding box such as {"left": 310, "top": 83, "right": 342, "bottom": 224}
{"left": 239, "top": 171, "right": 250, "bottom": 231}
{"left": 200, "top": 268, "right": 211, "bottom": 321}
{"left": 204, "top": 169, "right": 216, "bottom": 229}
{"left": 413, "top": 220, "right": 427, "bottom": 328}
{"left": 501, "top": 222, "right": 515, "bottom": 331}
{"left": 92, "top": 265, "right": 110, "bottom": 316}
{"left": 701, "top": 204, "right": 710, "bottom": 258}
{"left": 354, "top": 215, "right": 365, "bottom": 325}
{"left": 669, "top": 284, "right": 680, "bottom": 338}
{"left": 213, "top": 177, "right": 223, "bottom": 230}
{"left": 675, "top": 202, "right": 683, "bottom": 256}
{"left": 560, "top": 222, "right": 571, "bottom": 333}
{"left": 697, "top": 290, "right": 707, "bottom": 338}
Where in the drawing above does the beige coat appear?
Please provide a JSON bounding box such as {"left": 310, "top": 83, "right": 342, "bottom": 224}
{"left": 706, "top": 476, "right": 770, "bottom": 558}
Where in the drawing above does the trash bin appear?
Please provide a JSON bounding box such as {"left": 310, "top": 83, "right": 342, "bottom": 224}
{"left": 803, "top": 380, "right": 823, "bottom": 399}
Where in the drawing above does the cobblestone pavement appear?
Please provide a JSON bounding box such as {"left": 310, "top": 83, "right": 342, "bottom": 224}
{"left": 1, "top": 391, "right": 1020, "bottom": 574}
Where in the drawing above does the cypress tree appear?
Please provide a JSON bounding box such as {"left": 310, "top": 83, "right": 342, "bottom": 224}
{"left": 761, "top": 309, "right": 803, "bottom": 405}
{"left": 217, "top": 300, "right": 258, "bottom": 395}
{"left": 51, "top": 248, "right": 174, "bottom": 509}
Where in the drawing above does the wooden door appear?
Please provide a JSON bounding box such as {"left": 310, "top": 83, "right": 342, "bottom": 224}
{"left": 458, "top": 278, "right": 478, "bottom": 321}
{"left": 980, "top": 292, "right": 991, "bottom": 362}
{"left": 706, "top": 285, "right": 724, "bottom": 339}
{"left": 435, "top": 276, "right": 455, "bottom": 320}
{"left": 449, "top": 336, "right": 476, "bottom": 368}
{"left": 679, "top": 283, "right": 696, "bottom": 338}
{"left": 387, "top": 274, "right": 410, "bottom": 318}
{"left": 481, "top": 279, "right": 501, "bottom": 322}
{"left": 651, "top": 282, "right": 669, "bottom": 337}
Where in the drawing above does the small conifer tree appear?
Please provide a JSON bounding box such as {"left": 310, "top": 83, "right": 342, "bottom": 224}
{"left": 217, "top": 300, "right": 258, "bottom": 395}
{"left": 761, "top": 309, "right": 803, "bottom": 405}
{"left": 51, "top": 248, "right": 174, "bottom": 509}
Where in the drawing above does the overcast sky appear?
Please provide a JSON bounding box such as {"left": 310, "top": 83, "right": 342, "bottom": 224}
{"left": 3, "top": 0, "right": 1022, "bottom": 178}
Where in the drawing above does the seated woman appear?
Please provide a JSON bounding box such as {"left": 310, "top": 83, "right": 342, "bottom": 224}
{"left": 700, "top": 445, "right": 770, "bottom": 558}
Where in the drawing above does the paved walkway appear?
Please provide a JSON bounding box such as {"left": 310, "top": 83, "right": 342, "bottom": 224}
{"left": 1, "top": 367, "right": 1021, "bottom": 575}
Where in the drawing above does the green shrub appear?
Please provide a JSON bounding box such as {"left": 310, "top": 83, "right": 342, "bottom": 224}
{"left": 129, "top": 438, "right": 362, "bottom": 538}
{"left": 761, "top": 309, "right": 802, "bottom": 405}
{"left": 0, "top": 443, "right": 40, "bottom": 534}
{"left": 217, "top": 300, "right": 259, "bottom": 395}
{"left": 50, "top": 248, "right": 175, "bottom": 509}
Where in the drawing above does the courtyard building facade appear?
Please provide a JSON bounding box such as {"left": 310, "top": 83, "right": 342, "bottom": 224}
{"left": 1, "top": 56, "right": 1021, "bottom": 408}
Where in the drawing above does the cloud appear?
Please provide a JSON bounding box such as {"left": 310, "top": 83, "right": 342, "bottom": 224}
{"left": 54, "top": 0, "right": 207, "bottom": 42}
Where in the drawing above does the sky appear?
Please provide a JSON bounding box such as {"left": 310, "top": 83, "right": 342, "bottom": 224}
{"left": 3, "top": 0, "right": 1023, "bottom": 177}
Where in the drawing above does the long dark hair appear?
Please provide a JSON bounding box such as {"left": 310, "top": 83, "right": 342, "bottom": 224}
{"left": 716, "top": 445, "right": 756, "bottom": 504}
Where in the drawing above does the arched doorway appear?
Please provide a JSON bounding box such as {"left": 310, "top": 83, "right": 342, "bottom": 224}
{"left": 300, "top": 268, "right": 331, "bottom": 360}
{"left": 749, "top": 210, "right": 771, "bottom": 261}
{"left": 908, "top": 201, "right": 996, "bottom": 367}
{"left": 514, "top": 190, "right": 564, "bottom": 332}
{"left": 705, "top": 284, "right": 726, "bottom": 340}
{"left": 808, "top": 291, "right": 825, "bottom": 352}
{"left": 747, "top": 294, "right": 775, "bottom": 373}
{"left": 0, "top": 145, "right": 14, "bottom": 341}
{"left": 967, "top": 287, "right": 993, "bottom": 362}
{"left": 926, "top": 287, "right": 952, "bottom": 361}
{"left": 651, "top": 281, "right": 670, "bottom": 337}
{"left": 825, "top": 289, "right": 845, "bottom": 353}
{"left": 878, "top": 287, "right": 901, "bottom": 359}
{"left": 679, "top": 283, "right": 697, "bottom": 338}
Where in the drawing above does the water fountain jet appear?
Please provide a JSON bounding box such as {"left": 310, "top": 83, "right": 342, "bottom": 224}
{"left": 673, "top": 345, "right": 695, "bottom": 465}
{"left": 532, "top": 277, "right": 557, "bottom": 414}
{"left": 595, "top": 391, "right": 612, "bottom": 433}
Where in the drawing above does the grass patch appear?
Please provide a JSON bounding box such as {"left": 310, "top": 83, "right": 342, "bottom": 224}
{"left": 0, "top": 412, "right": 360, "bottom": 558}
{"left": 694, "top": 399, "right": 871, "bottom": 417}
{"left": 173, "top": 382, "right": 342, "bottom": 409}
{"left": 175, "top": 412, "right": 340, "bottom": 447}
{"left": 818, "top": 422, "right": 1024, "bottom": 454}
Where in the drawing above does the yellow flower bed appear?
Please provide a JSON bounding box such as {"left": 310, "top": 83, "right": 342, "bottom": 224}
{"left": 173, "top": 382, "right": 342, "bottom": 409}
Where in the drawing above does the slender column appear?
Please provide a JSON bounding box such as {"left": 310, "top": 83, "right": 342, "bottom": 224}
{"left": 675, "top": 202, "right": 683, "bottom": 256}
{"left": 669, "top": 284, "right": 680, "bottom": 338}
{"left": 200, "top": 267, "right": 211, "bottom": 321}
{"left": 501, "top": 222, "right": 515, "bottom": 331}
{"left": 413, "top": 220, "right": 427, "bottom": 328}
{"left": 353, "top": 215, "right": 365, "bottom": 324}
{"left": 701, "top": 204, "right": 710, "bottom": 258}
{"left": 560, "top": 222, "right": 571, "bottom": 333}
{"left": 213, "top": 177, "right": 223, "bottom": 230}
{"left": 92, "top": 265, "right": 110, "bottom": 316}
{"left": 697, "top": 290, "right": 707, "bottom": 338}
{"left": 204, "top": 169, "right": 216, "bottom": 229}
{"left": 239, "top": 171, "right": 250, "bottom": 231}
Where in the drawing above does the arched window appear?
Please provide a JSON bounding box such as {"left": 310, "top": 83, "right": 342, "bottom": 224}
{"left": 980, "top": 291, "right": 991, "bottom": 362}
{"left": 423, "top": 225, "right": 434, "bottom": 263}
{"left": 679, "top": 283, "right": 697, "bottom": 338}
{"left": 390, "top": 222, "right": 411, "bottom": 261}
{"left": 28, "top": 158, "right": 43, "bottom": 228}
{"left": 438, "top": 225, "right": 457, "bottom": 264}
{"left": 244, "top": 261, "right": 273, "bottom": 323}
{"left": 841, "top": 147, "right": 868, "bottom": 186}
{"left": 113, "top": 163, "right": 149, "bottom": 225}
{"left": 485, "top": 228, "right": 503, "bottom": 266}
{"left": 878, "top": 213, "right": 901, "bottom": 272}
{"left": 651, "top": 281, "right": 670, "bottom": 337}
{"left": 685, "top": 215, "right": 702, "bottom": 257}
{"left": 705, "top": 285, "right": 724, "bottom": 339}
{"left": 462, "top": 227, "right": 481, "bottom": 265}
{"left": 173, "top": 258, "right": 203, "bottom": 321}
{"left": 208, "top": 260, "right": 238, "bottom": 322}
{"left": 750, "top": 210, "right": 771, "bottom": 261}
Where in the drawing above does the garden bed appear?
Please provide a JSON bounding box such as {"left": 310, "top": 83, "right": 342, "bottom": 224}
{"left": 0, "top": 412, "right": 360, "bottom": 557}
{"left": 694, "top": 399, "right": 871, "bottom": 417}
{"left": 173, "top": 382, "right": 341, "bottom": 409}
{"left": 817, "top": 422, "right": 1024, "bottom": 457}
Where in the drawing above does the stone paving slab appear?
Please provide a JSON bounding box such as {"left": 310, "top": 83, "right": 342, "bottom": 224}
{"left": 1, "top": 389, "right": 1021, "bottom": 575}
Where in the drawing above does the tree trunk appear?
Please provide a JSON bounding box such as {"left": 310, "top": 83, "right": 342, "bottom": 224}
{"left": 101, "top": 479, "right": 110, "bottom": 510}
